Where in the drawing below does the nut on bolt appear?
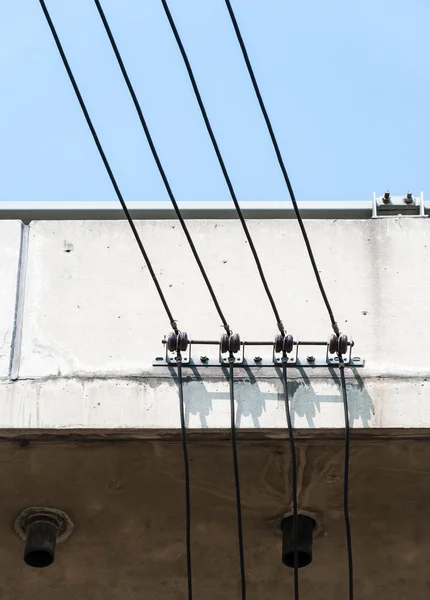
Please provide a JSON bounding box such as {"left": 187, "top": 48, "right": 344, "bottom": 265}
{"left": 382, "top": 190, "right": 391, "bottom": 203}
{"left": 200, "top": 355, "right": 209, "bottom": 363}
{"left": 306, "top": 355, "right": 315, "bottom": 363}
{"left": 404, "top": 191, "right": 413, "bottom": 204}
{"left": 254, "top": 356, "right": 262, "bottom": 363}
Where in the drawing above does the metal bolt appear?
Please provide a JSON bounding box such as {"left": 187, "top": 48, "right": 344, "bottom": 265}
{"left": 200, "top": 355, "right": 209, "bottom": 363}
{"left": 404, "top": 191, "right": 413, "bottom": 204}
{"left": 382, "top": 190, "right": 391, "bottom": 203}
{"left": 306, "top": 355, "right": 315, "bottom": 363}
{"left": 254, "top": 356, "right": 262, "bottom": 363}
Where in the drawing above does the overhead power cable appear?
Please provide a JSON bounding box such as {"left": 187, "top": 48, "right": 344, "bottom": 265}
{"left": 224, "top": 5, "right": 356, "bottom": 598}
{"left": 224, "top": 0, "right": 339, "bottom": 337}
{"left": 340, "top": 364, "right": 354, "bottom": 600}
{"left": 229, "top": 360, "right": 247, "bottom": 600}
{"left": 93, "top": 0, "right": 232, "bottom": 335}
{"left": 282, "top": 362, "right": 299, "bottom": 600}
{"left": 177, "top": 359, "right": 193, "bottom": 600}
{"left": 38, "top": 0, "right": 177, "bottom": 332}
{"left": 160, "top": 0, "right": 286, "bottom": 337}
{"left": 39, "top": 4, "right": 197, "bottom": 598}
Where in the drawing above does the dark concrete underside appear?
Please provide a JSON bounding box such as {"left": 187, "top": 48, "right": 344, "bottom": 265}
{"left": 1, "top": 437, "right": 429, "bottom": 599}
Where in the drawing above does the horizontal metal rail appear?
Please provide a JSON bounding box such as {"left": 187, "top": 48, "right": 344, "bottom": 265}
{"left": 0, "top": 201, "right": 380, "bottom": 223}
{"left": 162, "top": 339, "right": 344, "bottom": 347}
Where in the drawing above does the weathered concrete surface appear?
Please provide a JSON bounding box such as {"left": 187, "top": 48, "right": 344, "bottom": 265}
{"left": 0, "top": 217, "right": 423, "bottom": 433}
{"left": 0, "top": 216, "right": 428, "bottom": 598}
{"left": 1, "top": 438, "right": 429, "bottom": 599}
{"left": 19, "top": 218, "right": 430, "bottom": 377}
{"left": 0, "top": 374, "right": 428, "bottom": 432}
{"left": 0, "top": 221, "right": 23, "bottom": 378}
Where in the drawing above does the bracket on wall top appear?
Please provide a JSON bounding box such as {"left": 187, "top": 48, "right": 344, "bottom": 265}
{"left": 153, "top": 336, "right": 364, "bottom": 369}
{"left": 372, "top": 191, "right": 427, "bottom": 218}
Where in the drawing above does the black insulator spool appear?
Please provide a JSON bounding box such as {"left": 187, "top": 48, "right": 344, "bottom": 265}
{"left": 328, "top": 334, "right": 338, "bottom": 354}
{"left": 230, "top": 333, "right": 241, "bottom": 354}
{"left": 285, "top": 334, "right": 294, "bottom": 354}
{"left": 220, "top": 333, "right": 240, "bottom": 354}
{"left": 338, "top": 334, "right": 348, "bottom": 355}
{"left": 275, "top": 334, "right": 294, "bottom": 354}
{"left": 167, "top": 331, "right": 177, "bottom": 352}
{"left": 274, "top": 334, "right": 283, "bottom": 353}
{"left": 220, "top": 333, "right": 229, "bottom": 354}
{"left": 178, "top": 331, "right": 189, "bottom": 352}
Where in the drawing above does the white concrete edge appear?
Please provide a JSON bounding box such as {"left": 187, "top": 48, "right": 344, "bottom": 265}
{"left": 0, "top": 375, "right": 427, "bottom": 432}
{"left": 8, "top": 224, "right": 29, "bottom": 380}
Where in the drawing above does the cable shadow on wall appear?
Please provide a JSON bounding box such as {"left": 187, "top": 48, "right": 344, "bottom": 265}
{"left": 169, "top": 365, "right": 374, "bottom": 430}
{"left": 283, "top": 365, "right": 374, "bottom": 429}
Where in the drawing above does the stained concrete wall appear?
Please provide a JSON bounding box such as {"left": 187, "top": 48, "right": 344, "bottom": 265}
{"left": 1, "top": 217, "right": 429, "bottom": 434}
{"left": 1, "top": 438, "right": 429, "bottom": 600}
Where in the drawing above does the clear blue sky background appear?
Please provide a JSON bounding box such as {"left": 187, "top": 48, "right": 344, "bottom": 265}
{"left": 0, "top": 0, "right": 428, "bottom": 202}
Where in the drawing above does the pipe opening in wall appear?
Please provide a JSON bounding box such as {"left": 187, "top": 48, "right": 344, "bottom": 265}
{"left": 15, "top": 506, "right": 74, "bottom": 569}
{"left": 282, "top": 514, "right": 315, "bottom": 568}
{"left": 24, "top": 518, "right": 57, "bottom": 568}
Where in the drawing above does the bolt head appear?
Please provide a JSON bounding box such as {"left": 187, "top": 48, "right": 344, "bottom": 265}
{"left": 306, "top": 355, "right": 316, "bottom": 363}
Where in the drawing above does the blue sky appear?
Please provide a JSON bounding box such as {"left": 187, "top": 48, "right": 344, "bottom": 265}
{"left": 0, "top": 0, "right": 428, "bottom": 202}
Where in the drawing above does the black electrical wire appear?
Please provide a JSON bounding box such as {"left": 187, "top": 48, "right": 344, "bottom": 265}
{"left": 93, "top": 0, "right": 231, "bottom": 335}
{"left": 177, "top": 359, "right": 193, "bottom": 600}
{"left": 340, "top": 364, "right": 354, "bottom": 600}
{"left": 225, "top": 6, "right": 356, "bottom": 595}
{"left": 160, "top": 0, "right": 286, "bottom": 336}
{"left": 224, "top": 0, "right": 339, "bottom": 337}
{"left": 38, "top": 0, "right": 177, "bottom": 332}
{"left": 282, "top": 362, "right": 299, "bottom": 600}
{"left": 229, "top": 359, "right": 247, "bottom": 600}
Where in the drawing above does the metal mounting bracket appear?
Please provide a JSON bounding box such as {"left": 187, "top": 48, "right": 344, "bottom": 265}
{"left": 153, "top": 338, "right": 364, "bottom": 368}
{"left": 372, "top": 191, "right": 427, "bottom": 218}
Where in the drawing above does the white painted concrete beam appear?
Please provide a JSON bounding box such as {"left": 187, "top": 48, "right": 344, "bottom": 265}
{"left": 0, "top": 217, "right": 429, "bottom": 433}
{"left": 0, "top": 375, "right": 427, "bottom": 433}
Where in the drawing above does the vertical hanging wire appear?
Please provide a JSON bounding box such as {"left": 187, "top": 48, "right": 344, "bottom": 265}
{"left": 38, "top": 0, "right": 178, "bottom": 332}
{"left": 177, "top": 359, "right": 193, "bottom": 600}
{"left": 340, "top": 364, "right": 354, "bottom": 600}
{"left": 282, "top": 361, "right": 299, "bottom": 600}
{"left": 229, "top": 359, "right": 247, "bottom": 600}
